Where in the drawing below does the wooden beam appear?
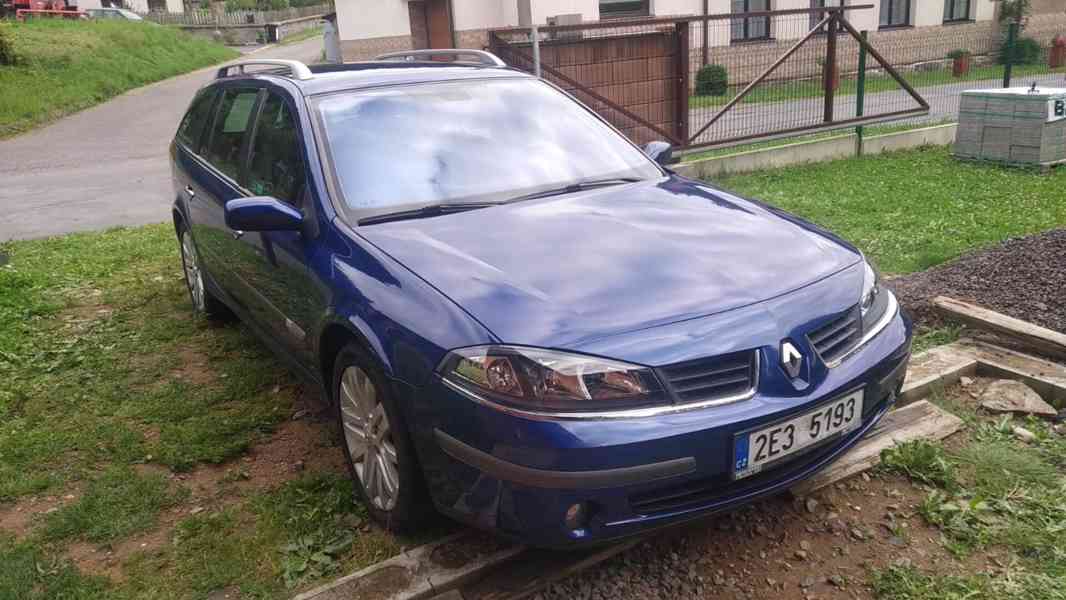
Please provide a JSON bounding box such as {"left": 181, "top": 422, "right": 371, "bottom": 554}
{"left": 791, "top": 400, "right": 964, "bottom": 496}
{"left": 932, "top": 296, "right": 1066, "bottom": 361}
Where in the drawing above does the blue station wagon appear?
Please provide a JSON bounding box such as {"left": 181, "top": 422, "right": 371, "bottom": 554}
{"left": 170, "top": 51, "right": 912, "bottom": 548}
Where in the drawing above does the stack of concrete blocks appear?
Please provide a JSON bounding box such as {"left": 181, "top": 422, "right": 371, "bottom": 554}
{"left": 955, "top": 87, "right": 1066, "bottom": 166}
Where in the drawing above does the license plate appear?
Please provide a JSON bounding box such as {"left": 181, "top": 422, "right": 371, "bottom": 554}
{"left": 733, "top": 390, "right": 864, "bottom": 480}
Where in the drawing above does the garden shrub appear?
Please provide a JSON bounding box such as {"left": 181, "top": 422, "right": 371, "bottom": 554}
{"left": 999, "top": 36, "right": 1043, "bottom": 65}
{"left": 695, "top": 64, "right": 728, "bottom": 97}
{"left": 0, "top": 23, "right": 17, "bottom": 66}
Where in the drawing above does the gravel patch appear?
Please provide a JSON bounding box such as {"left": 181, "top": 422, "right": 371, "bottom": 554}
{"left": 889, "top": 229, "right": 1066, "bottom": 333}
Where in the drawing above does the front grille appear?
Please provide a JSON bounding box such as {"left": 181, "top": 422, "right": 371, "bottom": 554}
{"left": 807, "top": 306, "right": 861, "bottom": 365}
{"left": 658, "top": 350, "right": 757, "bottom": 405}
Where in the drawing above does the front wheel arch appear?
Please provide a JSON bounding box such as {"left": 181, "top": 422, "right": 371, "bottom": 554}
{"left": 317, "top": 321, "right": 388, "bottom": 405}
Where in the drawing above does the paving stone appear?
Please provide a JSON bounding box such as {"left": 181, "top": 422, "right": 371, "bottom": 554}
{"left": 979, "top": 379, "right": 1058, "bottom": 419}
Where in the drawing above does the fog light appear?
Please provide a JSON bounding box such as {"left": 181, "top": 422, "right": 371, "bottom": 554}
{"left": 565, "top": 502, "right": 588, "bottom": 532}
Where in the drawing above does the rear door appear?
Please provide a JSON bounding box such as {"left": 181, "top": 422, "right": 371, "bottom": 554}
{"left": 189, "top": 85, "right": 262, "bottom": 307}
{"left": 173, "top": 86, "right": 218, "bottom": 225}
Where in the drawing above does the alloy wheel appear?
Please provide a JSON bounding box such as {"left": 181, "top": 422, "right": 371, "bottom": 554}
{"left": 180, "top": 231, "right": 206, "bottom": 312}
{"left": 340, "top": 365, "right": 400, "bottom": 511}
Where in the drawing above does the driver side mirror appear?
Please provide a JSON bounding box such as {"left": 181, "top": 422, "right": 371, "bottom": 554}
{"left": 643, "top": 141, "right": 677, "bottom": 166}
{"left": 225, "top": 197, "right": 303, "bottom": 232}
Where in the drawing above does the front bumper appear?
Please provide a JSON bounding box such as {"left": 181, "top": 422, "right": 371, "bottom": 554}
{"left": 413, "top": 307, "right": 912, "bottom": 548}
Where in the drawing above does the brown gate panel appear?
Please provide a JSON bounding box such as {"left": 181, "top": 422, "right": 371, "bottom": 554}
{"left": 491, "top": 27, "right": 686, "bottom": 146}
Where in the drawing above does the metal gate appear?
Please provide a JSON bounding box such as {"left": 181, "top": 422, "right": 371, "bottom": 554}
{"left": 490, "top": 5, "right": 929, "bottom": 151}
{"left": 489, "top": 20, "right": 691, "bottom": 146}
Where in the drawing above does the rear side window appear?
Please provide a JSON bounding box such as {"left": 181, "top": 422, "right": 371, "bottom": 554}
{"left": 247, "top": 93, "right": 306, "bottom": 206}
{"left": 204, "top": 88, "right": 259, "bottom": 182}
{"left": 176, "top": 89, "right": 218, "bottom": 152}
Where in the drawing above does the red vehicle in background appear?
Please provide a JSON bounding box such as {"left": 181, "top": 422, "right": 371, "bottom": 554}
{"left": 2, "top": 0, "right": 84, "bottom": 19}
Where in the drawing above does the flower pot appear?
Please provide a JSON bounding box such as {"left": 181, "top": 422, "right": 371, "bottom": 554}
{"left": 1051, "top": 43, "right": 1066, "bottom": 69}
{"left": 952, "top": 55, "right": 971, "bottom": 77}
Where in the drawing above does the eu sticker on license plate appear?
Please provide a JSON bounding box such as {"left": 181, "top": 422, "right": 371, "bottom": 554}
{"left": 733, "top": 390, "right": 864, "bottom": 480}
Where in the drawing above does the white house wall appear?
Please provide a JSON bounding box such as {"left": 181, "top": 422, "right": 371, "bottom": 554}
{"left": 335, "top": 0, "right": 1003, "bottom": 54}
{"left": 336, "top": 0, "right": 412, "bottom": 41}
{"left": 975, "top": 0, "right": 996, "bottom": 21}
{"left": 650, "top": 0, "right": 699, "bottom": 17}
{"left": 452, "top": 0, "right": 517, "bottom": 30}
{"left": 532, "top": 0, "right": 600, "bottom": 23}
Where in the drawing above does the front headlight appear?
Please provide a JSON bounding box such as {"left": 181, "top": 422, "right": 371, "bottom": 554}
{"left": 438, "top": 346, "right": 666, "bottom": 413}
{"left": 860, "top": 259, "right": 891, "bottom": 331}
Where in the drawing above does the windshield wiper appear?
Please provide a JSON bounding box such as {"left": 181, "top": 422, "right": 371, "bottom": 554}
{"left": 357, "top": 202, "right": 496, "bottom": 226}
{"left": 501, "top": 177, "right": 644, "bottom": 205}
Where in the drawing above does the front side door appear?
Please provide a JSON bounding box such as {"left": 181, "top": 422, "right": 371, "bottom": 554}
{"left": 190, "top": 85, "right": 262, "bottom": 309}
{"left": 234, "top": 88, "right": 321, "bottom": 367}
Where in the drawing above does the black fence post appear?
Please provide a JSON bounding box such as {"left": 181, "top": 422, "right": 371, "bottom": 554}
{"left": 701, "top": 0, "right": 709, "bottom": 66}
{"left": 1003, "top": 20, "right": 1019, "bottom": 88}
{"left": 856, "top": 30, "right": 868, "bottom": 155}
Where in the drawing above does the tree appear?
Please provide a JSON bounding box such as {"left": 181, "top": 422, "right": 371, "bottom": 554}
{"left": 995, "top": 0, "right": 1031, "bottom": 24}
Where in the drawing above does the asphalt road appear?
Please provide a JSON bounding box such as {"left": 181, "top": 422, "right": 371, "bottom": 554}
{"left": 0, "top": 37, "right": 324, "bottom": 242}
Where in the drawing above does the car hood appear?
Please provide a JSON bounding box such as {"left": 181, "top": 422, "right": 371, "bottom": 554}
{"left": 358, "top": 177, "right": 861, "bottom": 351}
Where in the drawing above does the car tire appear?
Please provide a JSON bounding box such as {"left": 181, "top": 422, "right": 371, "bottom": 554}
{"left": 177, "top": 223, "right": 230, "bottom": 320}
{"left": 333, "top": 342, "right": 431, "bottom": 533}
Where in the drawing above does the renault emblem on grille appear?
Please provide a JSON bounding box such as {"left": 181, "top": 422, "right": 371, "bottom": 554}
{"left": 781, "top": 341, "right": 804, "bottom": 379}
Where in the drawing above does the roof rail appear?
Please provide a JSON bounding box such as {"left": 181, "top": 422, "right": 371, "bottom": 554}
{"left": 216, "top": 59, "right": 314, "bottom": 81}
{"left": 373, "top": 49, "right": 507, "bottom": 68}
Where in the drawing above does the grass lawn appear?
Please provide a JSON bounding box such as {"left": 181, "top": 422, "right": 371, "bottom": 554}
{"left": 0, "top": 20, "right": 238, "bottom": 138}
{"left": 715, "top": 145, "right": 1066, "bottom": 356}
{"left": 691, "top": 63, "right": 1063, "bottom": 109}
{"left": 279, "top": 26, "right": 323, "bottom": 46}
{"left": 870, "top": 384, "right": 1066, "bottom": 600}
{"left": 0, "top": 225, "right": 433, "bottom": 599}
{"left": 715, "top": 146, "right": 1066, "bottom": 275}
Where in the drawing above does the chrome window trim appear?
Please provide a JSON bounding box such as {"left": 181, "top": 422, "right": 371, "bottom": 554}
{"left": 440, "top": 351, "right": 759, "bottom": 421}
{"left": 824, "top": 290, "right": 899, "bottom": 369}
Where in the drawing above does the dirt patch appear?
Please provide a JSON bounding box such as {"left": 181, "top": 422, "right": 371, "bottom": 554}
{"left": 0, "top": 489, "right": 82, "bottom": 538}
{"left": 64, "top": 397, "right": 344, "bottom": 583}
{"left": 538, "top": 379, "right": 1037, "bottom": 600}
{"left": 171, "top": 413, "right": 345, "bottom": 509}
{"left": 541, "top": 473, "right": 999, "bottom": 600}
{"left": 890, "top": 229, "right": 1066, "bottom": 334}
{"left": 169, "top": 346, "right": 216, "bottom": 387}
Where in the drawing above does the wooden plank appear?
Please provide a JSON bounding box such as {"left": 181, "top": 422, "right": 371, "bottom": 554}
{"left": 898, "top": 343, "right": 979, "bottom": 406}
{"left": 460, "top": 536, "right": 645, "bottom": 600}
{"left": 791, "top": 400, "right": 964, "bottom": 496}
{"left": 962, "top": 338, "right": 1066, "bottom": 409}
{"left": 932, "top": 296, "right": 1066, "bottom": 361}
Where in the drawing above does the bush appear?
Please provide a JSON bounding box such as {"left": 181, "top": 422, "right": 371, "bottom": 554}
{"left": 0, "top": 23, "right": 18, "bottom": 66}
{"left": 695, "top": 64, "right": 728, "bottom": 97}
{"left": 999, "top": 36, "right": 1043, "bottom": 65}
{"left": 947, "top": 49, "right": 971, "bottom": 60}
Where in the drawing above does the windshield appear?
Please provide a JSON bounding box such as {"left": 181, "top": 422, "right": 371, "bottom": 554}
{"left": 315, "top": 78, "right": 662, "bottom": 219}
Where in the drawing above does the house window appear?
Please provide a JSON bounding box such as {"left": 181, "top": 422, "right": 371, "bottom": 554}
{"left": 943, "top": 0, "right": 971, "bottom": 22}
{"left": 600, "top": 0, "right": 649, "bottom": 19}
{"left": 879, "top": 0, "right": 910, "bottom": 28}
{"left": 811, "top": 0, "right": 843, "bottom": 32}
{"left": 732, "top": 0, "right": 771, "bottom": 42}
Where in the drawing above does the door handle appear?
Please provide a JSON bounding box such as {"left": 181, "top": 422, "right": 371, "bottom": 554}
{"left": 232, "top": 230, "right": 245, "bottom": 240}
{"left": 184, "top": 186, "right": 196, "bottom": 199}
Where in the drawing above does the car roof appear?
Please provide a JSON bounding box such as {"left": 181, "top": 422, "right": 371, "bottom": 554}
{"left": 215, "top": 60, "right": 534, "bottom": 97}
